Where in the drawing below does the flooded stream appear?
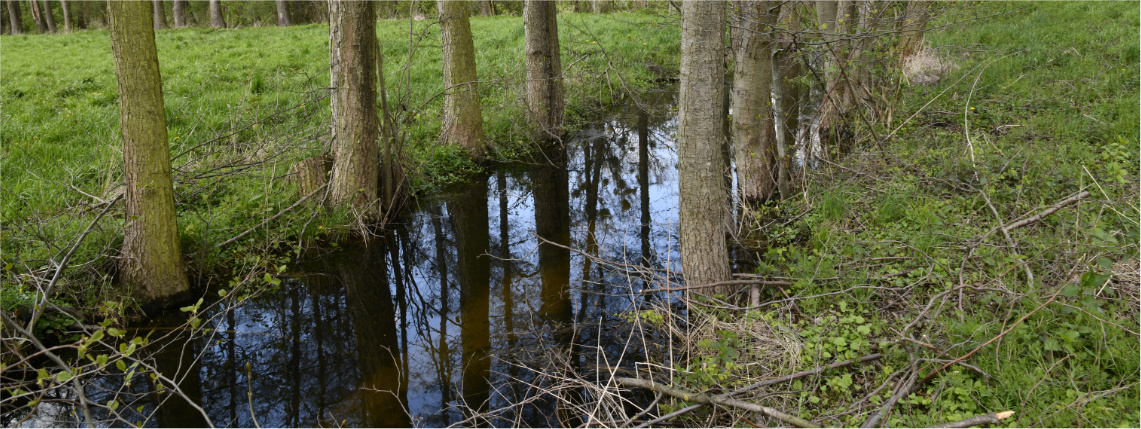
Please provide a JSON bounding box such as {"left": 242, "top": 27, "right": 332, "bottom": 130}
{"left": 9, "top": 89, "right": 764, "bottom": 427}
{"left": 150, "top": 91, "right": 688, "bottom": 427}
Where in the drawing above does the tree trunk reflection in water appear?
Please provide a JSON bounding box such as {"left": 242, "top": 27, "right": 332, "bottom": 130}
{"left": 339, "top": 245, "right": 409, "bottom": 427}
{"left": 638, "top": 110, "right": 652, "bottom": 266}
{"left": 450, "top": 179, "right": 492, "bottom": 423}
{"left": 152, "top": 327, "right": 208, "bottom": 427}
{"left": 430, "top": 207, "right": 453, "bottom": 427}
{"left": 532, "top": 146, "right": 583, "bottom": 427}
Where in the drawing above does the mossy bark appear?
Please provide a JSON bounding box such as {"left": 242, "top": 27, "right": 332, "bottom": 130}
{"left": 731, "top": 0, "right": 778, "bottom": 203}
{"left": 328, "top": 0, "right": 380, "bottom": 214}
{"left": 171, "top": 0, "right": 185, "bottom": 27}
{"left": 438, "top": 0, "right": 486, "bottom": 158}
{"left": 108, "top": 0, "right": 190, "bottom": 306}
{"left": 524, "top": 0, "right": 564, "bottom": 140}
{"left": 678, "top": 0, "right": 732, "bottom": 293}
{"left": 5, "top": 1, "right": 21, "bottom": 34}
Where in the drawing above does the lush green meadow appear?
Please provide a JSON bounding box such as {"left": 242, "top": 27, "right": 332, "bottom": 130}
{"left": 716, "top": 2, "right": 1139, "bottom": 427}
{"left": 0, "top": 11, "right": 679, "bottom": 311}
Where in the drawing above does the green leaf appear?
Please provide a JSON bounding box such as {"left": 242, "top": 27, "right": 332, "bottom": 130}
{"left": 96, "top": 354, "right": 109, "bottom": 368}
{"left": 57, "top": 370, "right": 73, "bottom": 383}
{"left": 116, "top": 360, "right": 127, "bottom": 371}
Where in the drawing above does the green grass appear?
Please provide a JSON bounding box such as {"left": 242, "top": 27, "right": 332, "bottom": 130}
{"left": 726, "top": 2, "right": 1139, "bottom": 427}
{"left": 0, "top": 11, "right": 680, "bottom": 312}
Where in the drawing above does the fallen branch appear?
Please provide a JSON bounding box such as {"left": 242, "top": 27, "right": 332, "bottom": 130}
{"left": 930, "top": 411, "right": 1015, "bottom": 428}
{"left": 732, "top": 353, "right": 883, "bottom": 395}
{"left": 1002, "top": 190, "right": 1090, "bottom": 232}
{"left": 615, "top": 377, "right": 821, "bottom": 428}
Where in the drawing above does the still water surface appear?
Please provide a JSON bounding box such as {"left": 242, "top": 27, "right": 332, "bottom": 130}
{"left": 141, "top": 91, "right": 692, "bottom": 427}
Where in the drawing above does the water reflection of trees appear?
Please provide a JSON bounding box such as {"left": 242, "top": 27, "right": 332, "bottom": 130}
{"left": 139, "top": 92, "right": 682, "bottom": 427}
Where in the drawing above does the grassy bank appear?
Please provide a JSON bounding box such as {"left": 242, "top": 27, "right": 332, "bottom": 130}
{"left": 0, "top": 11, "right": 680, "bottom": 318}
{"left": 679, "top": 2, "right": 1138, "bottom": 427}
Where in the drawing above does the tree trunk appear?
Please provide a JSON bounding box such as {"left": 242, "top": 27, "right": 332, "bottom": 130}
{"left": 772, "top": 3, "right": 799, "bottom": 199}
{"left": 28, "top": 0, "right": 46, "bottom": 32}
{"left": 327, "top": 0, "right": 380, "bottom": 213}
{"left": 152, "top": 0, "right": 165, "bottom": 29}
{"left": 524, "top": 0, "right": 564, "bottom": 140}
{"left": 731, "top": 1, "right": 778, "bottom": 204}
{"left": 107, "top": 0, "right": 190, "bottom": 307}
{"left": 479, "top": 0, "right": 494, "bottom": 16}
{"left": 900, "top": 0, "right": 930, "bottom": 59}
{"left": 171, "top": 0, "right": 185, "bottom": 27}
{"left": 678, "top": 0, "right": 732, "bottom": 293}
{"left": 438, "top": 0, "right": 485, "bottom": 158}
{"left": 58, "top": 0, "right": 68, "bottom": 32}
{"left": 275, "top": 0, "right": 289, "bottom": 26}
{"left": 208, "top": 0, "right": 225, "bottom": 28}
{"left": 39, "top": 0, "right": 53, "bottom": 32}
{"left": 6, "top": 1, "right": 21, "bottom": 34}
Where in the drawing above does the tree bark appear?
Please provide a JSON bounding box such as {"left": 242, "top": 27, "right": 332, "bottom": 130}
{"left": 900, "top": 1, "right": 931, "bottom": 59}
{"left": 275, "top": 0, "right": 289, "bottom": 26}
{"left": 731, "top": 1, "right": 778, "bottom": 203}
{"left": 5, "top": 1, "right": 20, "bottom": 34}
{"left": 479, "top": 0, "right": 494, "bottom": 16}
{"left": 39, "top": 0, "right": 53, "bottom": 32}
{"left": 678, "top": 0, "right": 732, "bottom": 293}
{"left": 438, "top": 0, "right": 486, "bottom": 158}
{"left": 171, "top": 0, "right": 185, "bottom": 27}
{"left": 771, "top": 3, "right": 799, "bottom": 199}
{"left": 58, "top": 0, "right": 70, "bottom": 32}
{"left": 107, "top": 0, "right": 190, "bottom": 307}
{"left": 524, "top": 0, "right": 564, "bottom": 140}
{"left": 327, "top": 0, "right": 380, "bottom": 213}
{"left": 208, "top": 0, "right": 225, "bottom": 28}
{"left": 152, "top": 0, "right": 165, "bottom": 29}
{"left": 28, "top": 0, "right": 46, "bottom": 32}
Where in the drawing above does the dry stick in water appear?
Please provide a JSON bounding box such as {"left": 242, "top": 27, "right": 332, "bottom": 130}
{"left": 615, "top": 377, "right": 821, "bottom": 428}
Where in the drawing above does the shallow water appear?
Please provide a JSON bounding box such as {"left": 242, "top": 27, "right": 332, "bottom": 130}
{"left": 139, "top": 91, "right": 691, "bottom": 428}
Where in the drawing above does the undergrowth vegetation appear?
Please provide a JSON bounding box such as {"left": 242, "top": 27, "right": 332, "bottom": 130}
{"left": 0, "top": 11, "right": 679, "bottom": 317}
{"left": 669, "top": 2, "right": 1139, "bottom": 427}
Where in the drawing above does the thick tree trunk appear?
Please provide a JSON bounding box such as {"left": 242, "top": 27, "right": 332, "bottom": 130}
{"left": 731, "top": 0, "right": 778, "bottom": 203}
{"left": 900, "top": 0, "right": 931, "bottom": 59}
{"left": 171, "top": 0, "right": 185, "bottom": 27}
{"left": 524, "top": 0, "right": 564, "bottom": 140}
{"left": 328, "top": 0, "right": 380, "bottom": 213}
{"left": 275, "top": 0, "right": 289, "bottom": 26}
{"left": 208, "top": 0, "right": 225, "bottom": 28}
{"left": 678, "top": 0, "right": 732, "bottom": 293}
{"left": 6, "top": 1, "right": 21, "bottom": 34}
{"left": 438, "top": 0, "right": 485, "bottom": 158}
{"left": 772, "top": 3, "right": 799, "bottom": 199}
{"left": 479, "top": 0, "right": 494, "bottom": 16}
{"left": 58, "top": 0, "right": 68, "bottom": 32}
{"left": 152, "top": 0, "right": 165, "bottom": 29}
{"left": 28, "top": 0, "right": 46, "bottom": 32}
{"left": 39, "top": 0, "right": 53, "bottom": 32}
{"left": 107, "top": 0, "right": 190, "bottom": 307}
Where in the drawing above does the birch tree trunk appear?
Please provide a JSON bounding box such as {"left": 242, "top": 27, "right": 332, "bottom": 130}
{"left": 328, "top": 0, "right": 380, "bottom": 213}
{"left": 208, "top": 0, "right": 225, "bottom": 28}
{"left": 678, "top": 0, "right": 732, "bottom": 293}
{"left": 438, "top": 0, "right": 486, "bottom": 158}
{"left": 524, "top": 0, "right": 564, "bottom": 140}
{"left": 171, "top": 0, "right": 185, "bottom": 27}
{"left": 6, "top": 1, "right": 22, "bottom": 34}
{"left": 59, "top": 0, "right": 69, "bottom": 32}
{"left": 276, "top": 0, "right": 290, "bottom": 26}
{"left": 107, "top": 0, "right": 190, "bottom": 306}
{"left": 152, "top": 0, "right": 166, "bottom": 29}
{"left": 731, "top": 0, "right": 778, "bottom": 203}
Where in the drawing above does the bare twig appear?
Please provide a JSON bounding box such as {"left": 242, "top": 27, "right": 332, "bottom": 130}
{"left": 930, "top": 410, "right": 1015, "bottom": 428}
{"left": 615, "top": 377, "right": 821, "bottom": 428}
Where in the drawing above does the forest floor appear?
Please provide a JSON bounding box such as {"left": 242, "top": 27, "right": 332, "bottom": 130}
{"left": 660, "top": 2, "right": 1139, "bottom": 427}
{"left": 0, "top": 11, "right": 679, "bottom": 320}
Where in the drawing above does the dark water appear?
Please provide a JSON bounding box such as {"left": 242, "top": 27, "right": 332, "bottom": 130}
{"left": 122, "top": 91, "right": 693, "bottom": 427}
